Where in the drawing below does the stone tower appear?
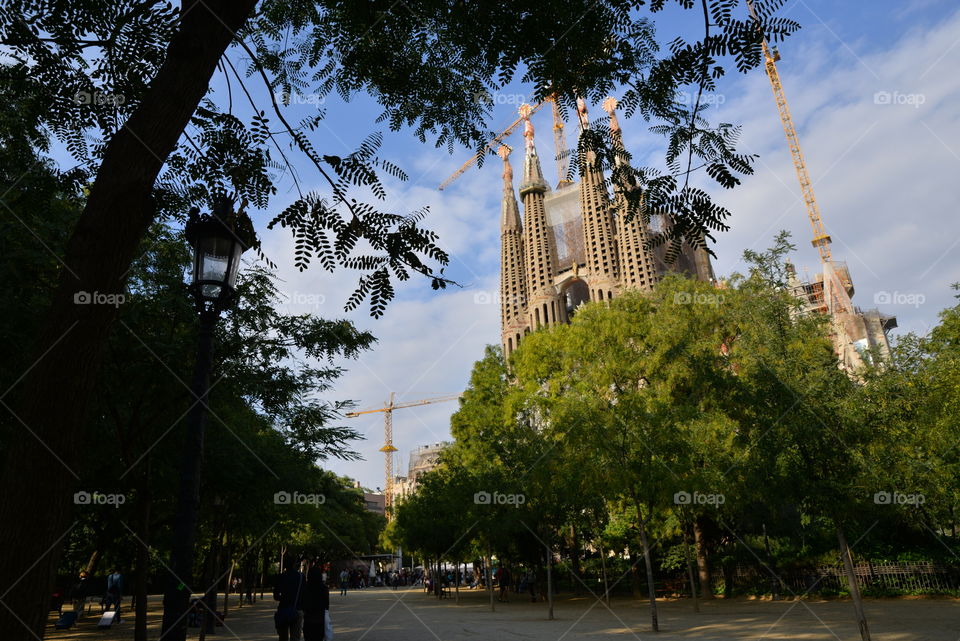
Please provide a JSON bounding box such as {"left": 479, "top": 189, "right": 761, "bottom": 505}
{"left": 603, "top": 97, "right": 660, "bottom": 292}
{"left": 498, "top": 145, "right": 528, "bottom": 357}
{"left": 518, "top": 104, "right": 562, "bottom": 336}
{"left": 575, "top": 98, "right": 621, "bottom": 301}
{"left": 498, "top": 97, "right": 714, "bottom": 359}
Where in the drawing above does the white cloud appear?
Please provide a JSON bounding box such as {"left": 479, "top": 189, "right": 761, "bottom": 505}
{"left": 706, "top": 7, "right": 960, "bottom": 337}
{"left": 258, "top": 8, "right": 960, "bottom": 489}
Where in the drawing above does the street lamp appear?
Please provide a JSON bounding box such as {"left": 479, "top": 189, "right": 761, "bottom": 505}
{"left": 186, "top": 202, "right": 247, "bottom": 314}
{"left": 161, "top": 198, "right": 252, "bottom": 641}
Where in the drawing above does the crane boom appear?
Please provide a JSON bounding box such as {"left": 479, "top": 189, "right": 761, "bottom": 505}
{"left": 761, "top": 44, "right": 834, "bottom": 264}
{"left": 343, "top": 392, "right": 462, "bottom": 518}
{"left": 437, "top": 98, "right": 551, "bottom": 190}
{"left": 746, "top": 2, "right": 832, "bottom": 265}
{"left": 552, "top": 99, "right": 572, "bottom": 186}
{"left": 746, "top": 2, "right": 854, "bottom": 320}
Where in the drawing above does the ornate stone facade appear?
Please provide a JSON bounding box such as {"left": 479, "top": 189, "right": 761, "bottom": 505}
{"left": 499, "top": 98, "right": 714, "bottom": 358}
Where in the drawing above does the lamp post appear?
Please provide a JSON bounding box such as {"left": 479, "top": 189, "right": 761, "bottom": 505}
{"left": 161, "top": 199, "right": 250, "bottom": 641}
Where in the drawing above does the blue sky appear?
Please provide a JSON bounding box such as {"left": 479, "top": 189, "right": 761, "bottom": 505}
{"left": 255, "top": 1, "right": 960, "bottom": 490}
{"left": 29, "top": 1, "right": 956, "bottom": 490}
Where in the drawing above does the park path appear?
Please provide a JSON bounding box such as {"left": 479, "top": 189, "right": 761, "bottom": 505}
{"left": 46, "top": 587, "right": 960, "bottom": 640}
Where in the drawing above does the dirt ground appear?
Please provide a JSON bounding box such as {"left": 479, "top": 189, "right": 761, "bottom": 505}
{"left": 45, "top": 587, "right": 960, "bottom": 640}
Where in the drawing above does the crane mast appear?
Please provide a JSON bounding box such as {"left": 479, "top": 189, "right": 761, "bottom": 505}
{"left": 552, "top": 99, "right": 572, "bottom": 187}
{"left": 344, "top": 392, "right": 461, "bottom": 518}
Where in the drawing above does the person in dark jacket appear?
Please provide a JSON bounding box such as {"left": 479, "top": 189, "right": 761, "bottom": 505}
{"left": 274, "top": 558, "right": 305, "bottom": 641}
{"left": 70, "top": 571, "right": 91, "bottom": 615}
{"left": 302, "top": 566, "right": 330, "bottom": 641}
{"left": 105, "top": 568, "right": 123, "bottom": 622}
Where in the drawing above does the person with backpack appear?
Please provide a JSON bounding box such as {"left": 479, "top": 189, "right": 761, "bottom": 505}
{"left": 302, "top": 565, "right": 330, "bottom": 641}
{"left": 274, "top": 557, "right": 305, "bottom": 641}
{"left": 105, "top": 568, "right": 123, "bottom": 622}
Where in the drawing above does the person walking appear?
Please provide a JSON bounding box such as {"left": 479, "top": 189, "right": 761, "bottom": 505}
{"left": 274, "top": 557, "right": 305, "bottom": 641}
{"left": 70, "top": 571, "right": 91, "bottom": 615}
{"left": 105, "top": 568, "right": 123, "bottom": 622}
{"left": 302, "top": 566, "right": 330, "bottom": 641}
{"left": 338, "top": 569, "right": 349, "bottom": 596}
{"left": 497, "top": 566, "right": 510, "bottom": 603}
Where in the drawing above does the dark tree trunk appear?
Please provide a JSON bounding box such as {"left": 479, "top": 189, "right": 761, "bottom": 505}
{"left": 636, "top": 516, "right": 659, "bottom": 632}
{"left": 134, "top": 462, "right": 153, "bottom": 641}
{"left": 598, "top": 541, "right": 610, "bottom": 605}
{"left": 223, "top": 534, "right": 235, "bottom": 618}
{"left": 682, "top": 520, "right": 699, "bottom": 613}
{"left": 0, "top": 2, "right": 258, "bottom": 638}
{"left": 693, "top": 517, "right": 713, "bottom": 600}
{"left": 632, "top": 494, "right": 659, "bottom": 632}
{"left": 544, "top": 542, "right": 554, "bottom": 620}
{"left": 837, "top": 526, "right": 871, "bottom": 641}
{"left": 630, "top": 547, "right": 642, "bottom": 599}
{"left": 199, "top": 527, "right": 224, "bottom": 636}
{"left": 569, "top": 524, "right": 582, "bottom": 596}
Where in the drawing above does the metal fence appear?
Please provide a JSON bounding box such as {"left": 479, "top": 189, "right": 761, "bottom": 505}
{"left": 707, "top": 561, "right": 960, "bottom": 595}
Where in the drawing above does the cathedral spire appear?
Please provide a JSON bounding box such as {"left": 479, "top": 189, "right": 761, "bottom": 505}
{"left": 603, "top": 96, "right": 659, "bottom": 292}
{"left": 518, "top": 103, "right": 548, "bottom": 196}
{"left": 498, "top": 145, "right": 521, "bottom": 230}
{"left": 602, "top": 97, "right": 627, "bottom": 166}
{"left": 575, "top": 97, "right": 621, "bottom": 300}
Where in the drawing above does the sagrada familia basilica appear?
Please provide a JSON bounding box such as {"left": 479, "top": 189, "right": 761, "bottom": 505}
{"left": 498, "top": 97, "right": 714, "bottom": 357}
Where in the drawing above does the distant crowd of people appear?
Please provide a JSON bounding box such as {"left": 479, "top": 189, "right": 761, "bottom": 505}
{"left": 54, "top": 557, "right": 539, "bottom": 639}
{"left": 419, "top": 564, "right": 540, "bottom": 602}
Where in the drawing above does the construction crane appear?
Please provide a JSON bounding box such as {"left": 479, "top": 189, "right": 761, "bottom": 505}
{"left": 746, "top": 1, "right": 832, "bottom": 265}
{"left": 344, "top": 392, "right": 462, "bottom": 517}
{"left": 552, "top": 99, "right": 572, "bottom": 187}
{"left": 746, "top": 2, "right": 853, "bottom": 316}
{"left": 438, "top": 94, "right": 570, "bottom": 190}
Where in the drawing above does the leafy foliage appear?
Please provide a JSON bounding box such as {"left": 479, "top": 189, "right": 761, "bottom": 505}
{"left": 1, "top": 0, "right": 800, "bottom": 315}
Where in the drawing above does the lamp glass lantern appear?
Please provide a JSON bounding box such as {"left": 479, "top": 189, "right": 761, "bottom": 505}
{"left": 185, "top": 204, "right": 248, "bottom": 312}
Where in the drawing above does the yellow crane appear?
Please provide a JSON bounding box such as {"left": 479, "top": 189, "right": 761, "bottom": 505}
{"left": 746, "top": 2, "right": 852, "bottom": 316}
{"left": 438, "top": 94, "right": 570, "bottom": 190}
{"left": 552, "top": 99, "right": 573, "bottom": 187}
{"left": 344, "top": 392, "right": 462, "bottom": 517}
